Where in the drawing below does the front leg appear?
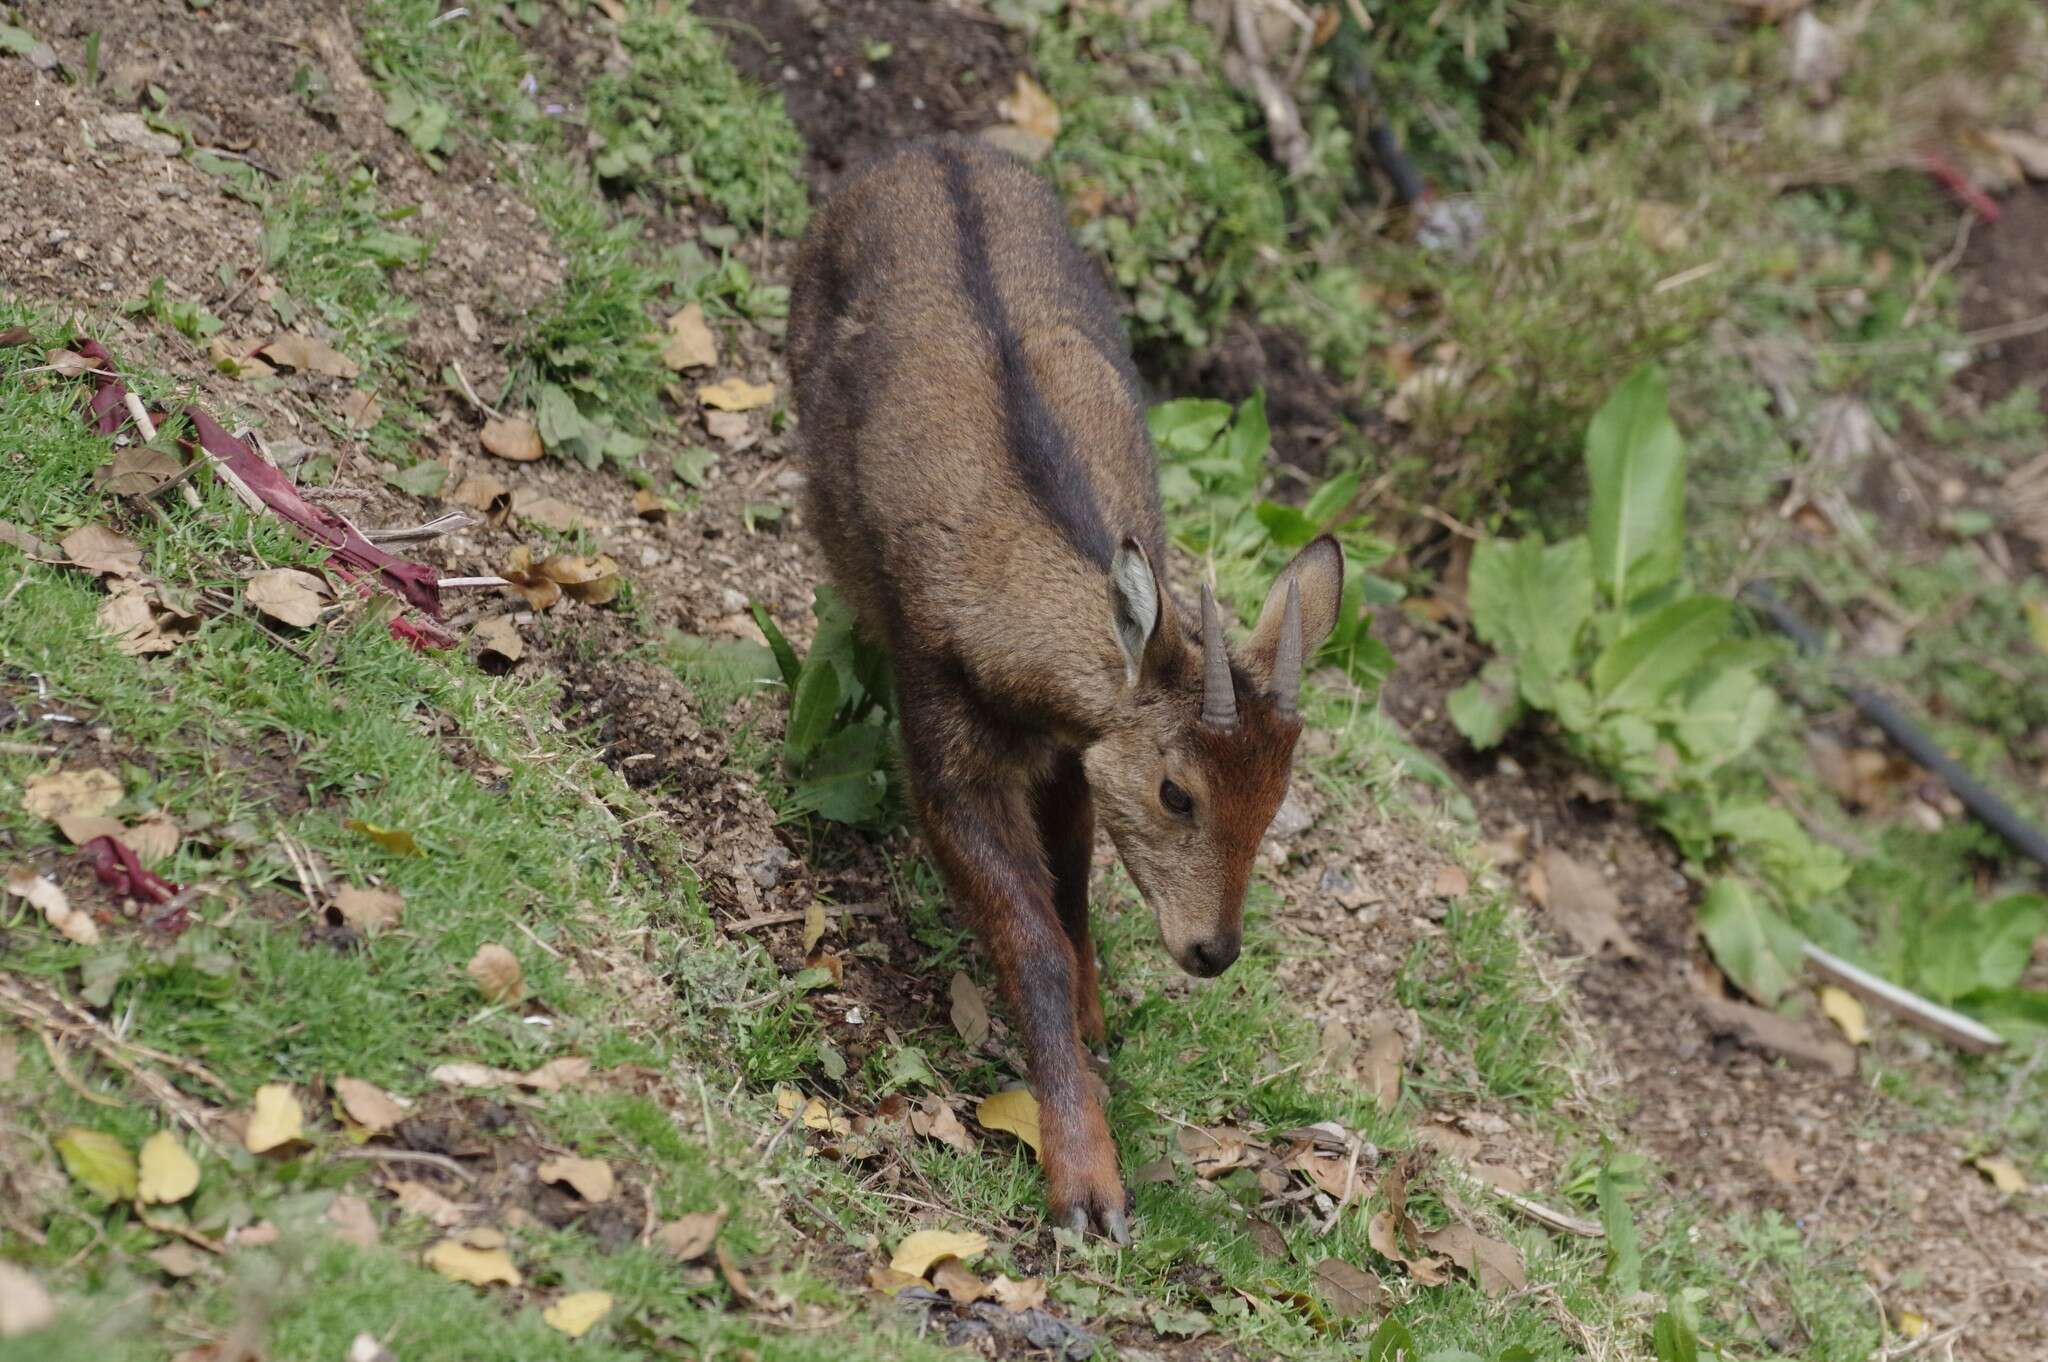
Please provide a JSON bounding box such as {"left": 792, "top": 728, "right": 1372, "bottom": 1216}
{"left": 1037, "top": 750, "right": 1104, "bottom": 1049}
{"left": 915, "top": 775, "right": 1129, "bottom": 1242}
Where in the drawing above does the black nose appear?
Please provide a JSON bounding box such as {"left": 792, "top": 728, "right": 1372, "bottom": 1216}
{"left": 1187, "top": 937, "right": 1240, "bottom": 978}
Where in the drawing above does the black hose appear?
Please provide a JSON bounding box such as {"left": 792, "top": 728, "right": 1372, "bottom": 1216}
{"left": 1741, "top": 583, "right": 2048, "bottom": 870}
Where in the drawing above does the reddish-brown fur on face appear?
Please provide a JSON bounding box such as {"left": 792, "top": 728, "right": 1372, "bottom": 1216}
{"left": 789, "top": 137, "right": 1342, "bottom": 1241}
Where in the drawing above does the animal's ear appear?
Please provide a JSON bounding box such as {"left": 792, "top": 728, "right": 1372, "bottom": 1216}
{"left": 1245, "top": 536, "right": 1344, "bottom": 700}
{"left": 1108, "top": 539, "right": 1178, "bottom": 687}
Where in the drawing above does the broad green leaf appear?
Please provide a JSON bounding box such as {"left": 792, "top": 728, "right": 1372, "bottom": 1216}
{"left": 673, "top": 446, "right": 719, "bottom": 488}
{"left": 783, "top": 661, "right": 839, "bottom": 763}
{"left": 1956, "top": 987, "right": 2048, "bottom": 1038}
{"left": 56, "top": 1128, "right": 137, "bottom": 1203}
{"left": 1696, "top": 878, "right": 1804, "bottom": 1007}
{"left": 1586, "top": 366, "right": 1686, "bottom": 606}
{"left": 1146, "top": 398, "right": 1232, "bottom": 454}
{"left": 1466, "top": 534, "right": 1595, "bottom": 707}
{"left": 1915, "top": 895, "right": 2047, "bottom": 1003}
{"left": 1367, "top": 1318, "right": 1417, "bottom": 1362}
{"left": 1667, "top": 662, "right": 1777, "bottom": 768}
{"left": 1591, "top": 596, "right": 1730, "bottom": 710}
{"left": 1254, "top": 501, "right": 1317, "bottom": 549}
{"left": 1652, "top": 1311, "right": 1700, "bottom": 1362}
{"left": 748, "top": 606, "right": 801, "bottom": 692}
{"left": 1302, "top": 471, "right": 1360, "bottom": 527}
{"left": 791, "top": 725, "right": 892, "bottom": 825}
{"left": 1447, "top": 658, "right": 1523, "bottom": 750}
{"left": 1596, "top": 1148, "right": 1645, "bottom": 1294}
{"left": 1708, "top": 800, "right": 1849, "bottom": 900}
{"left": 1224, "top": 391, "right": 1270, "bottom": 470}
{"left": 884, "top": 1044, "right": 937, "bottom": 1090}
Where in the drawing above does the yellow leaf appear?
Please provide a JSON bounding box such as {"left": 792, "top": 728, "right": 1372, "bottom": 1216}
{"left": 997, "top": 72, "right": 1061, "bottom": 143}
{"left": 801, "top": 1097, "right": 851, "bottom": 1136}
{"left": 1819, "top": 986, "right": 1869, "bottom": 1045}
{"left": 425, "top": 1237, "right": 522, "bottom": 1287}
{"left": 889, "top": 1229, "right": 989, "bottom": 1278}
{"left": 480, "top": 416, "right": 544, "bottom": 462}
{"left": 538, "top": 1155, "right": 616, "bottom": 1204}
{"left": 245, "top": 1084, "right": 305, "bottom": 1153}
{"left": 55, "top": 1128, "right": 136, "bottom": 1202}
{"left": 345, "top": 819, "right": 422, "bottom": 856}
{"left": 1898, "top": 1311, "right": 1928, "bottom": 1340}
{"left": 137, "top": 1131, "right": 200, "bottom": 1204}
{"left": 698, "top": 377, "right": 775, "bottom": 412}
{"left": 1972, "top": 1154, "right": 2028, "bottom": 1194}
{"left": 2025, "top": 599, "right": 2048, "bottom": 655}
{"left": 775, "top": 1086, "right": 802, "bottom": 1120}
{"left": 543, "top": 1290, "right": 613, "bottom": 1338}
{"left": 976, "top": 1088, "right": 1041, "bottom": 1155}
{"left": 660, "top": 304, "right": 718, "bottom": 371}
{"left": 334, "top": 1077, "right": 407, "bottom": 1134}
{"left": 802, "top": 901, "right": 828, "bottom": 955}
{"left": 23, "top": 768, "right": 123, "bottom": 822}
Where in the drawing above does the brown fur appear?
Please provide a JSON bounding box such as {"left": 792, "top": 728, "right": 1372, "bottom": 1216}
{"left": 790, "top": 137, "right": 1343, "bottom": 1239}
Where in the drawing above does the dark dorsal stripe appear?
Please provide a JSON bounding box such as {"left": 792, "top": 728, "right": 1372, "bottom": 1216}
{"left": 936, "top": 147, "right": 1115, "bottom": 569}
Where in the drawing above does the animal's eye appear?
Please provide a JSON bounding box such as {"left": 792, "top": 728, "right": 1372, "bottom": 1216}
{"left": 1160, "top": 780, "right": 1194, "bottom": 817}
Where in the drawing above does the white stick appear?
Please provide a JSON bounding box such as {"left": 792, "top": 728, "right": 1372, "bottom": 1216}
{"left": 123, "top": 392, "right": 158, "bottom": 442}
{"left": 438, "top": 576, "right": 512, "bottom": 589}
{"left": 1802, "top": 942, "right": 2004, "bottom": 1053}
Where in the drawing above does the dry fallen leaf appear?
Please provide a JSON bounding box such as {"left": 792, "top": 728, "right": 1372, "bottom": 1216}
{"left": 537, "top": 554, "right": 621, "bottom": 606}
{"left": 60, "top": 525, "right": 144, "bottom": 578}
{"left": 209, "top": 334, "right": 274, "bottom": 380}
{"left": 480, "top": 416, "right": 544, "bottom": 462}
{"left": 263, "top": 333, "right": 360, "bottom": 379}
{"left": 327, "top": 1194, "right": 381, "bottom": 1248}
{"left": 538, "top": 1155, "right": 615, "bottom": 1204}
{"left": 0, "top": 519, "right": 54, "bottom": 559}
{"left": 704, "top": 408, "right": 755, "bottom": 449}
{"left": 802, "top": 901, "right": 829, "bottom": 955}
{"left": 451, "top": 474, "right": 512, "bottom": 517}
{"left": 1367, "top": 1211, "right": 1450, "bottom": 1285}
{"left": 890, "top": 1229, "right": 989, "bottom": 1278}
{"left": 6, "top": 865, "right": 99, "bottom": 945}
{"left": 950, "top": 971, "right": 991, "bottom": 1049}
{"left": 1364, "top": 1018, "right": 1404, "bottom": 1111}
{"left": 467, "top": 943, "right": 525, "bottom": 1004}
{"left": 715, "top": 1242, "right": 778, "bottom": 1311}
{"left": 868, "top": 1266, "right": 925, "bottom": 1295}
{"left": 245, "top": 568, "right": 331, "bottom": 629}
{"left": 245, "top": 1084, "right": 306, "bottom": 1153}
{"left": 426, "top": 1234, "right": 521, "bottom": 1287}
{"left": 333, "top": 884, "right": 404, "bottom": 933}
{"left": 389, "top": 1179, "right": 468, "bottom": 1228}
{"left": 520, "top": 1057, "right": 593, "bottom": 1092}
{"left": 513, "top": 494, "right": 599, "bottom": 533}
{"left": 335, "top": 1077, "right": 407, "bottom": 1134}
{"left": 121, "top": 813, "right": 180, "bottom": 865}
{"left": 24, "top": 767, "right": 124, "bottom": 822}
{"left": 631, "top": 488, "right": 670, "bottom": 522}
{"left": 430, "top": 1062, "right": 522, "bottom": 1089}
{"left": 1527, "top": 848, "right": 1641, "bottom": 959}
{"left": 137, "top": 1131, "right": 201, "bottom": 1205}
{"left": 1972, "top": 1155, "right": 2028, "bottom": 1195}
{"left": 98, "top": 588, "right": 175, "bottom": 657}
{"left": 45, "top": 348, "right": 94, "bottom": 379}
{"left": 473, "top": 615, "right": 524, "bottom": 668}
{"left": 653, "top": 1207, "right": 726, "bottom": 1262}
{"left": 0, "top": 1262, "right": 57, "bottom": 1338}
{"left": 931, "top": 1257, "right": 987, "bottom": 1304}
{"left": 661, "top": 304, "right": 718, "bottom": 371}
{"left": 543, "top": 1290, "right": 613, "bottom": 1338}
{"left": 976, "top": 1088, "right": 1041, "bottom": 1155}
{"left": 147, "top": 1244, "right": 209, "bottom": 1279}
{"left": 96, "top": 447, "right": 184, "bottom": 496}
{"left": 1431, "top": 865, "right": 1469, "bottom": 898}
{"left": 1311, "top": 1258, "right": 1383, "bottom": 1319}
{"left": 500, "top": 546, "right": 563, "bottom": 611}
{"left": 1419, "top": 1222, "right": 1527, "bottom": 1298}
{"left": 1819, "top": 985, "right": 1869, "bottom": 1045}
{"left": 909, "top": 1098, "right": 977, "bottom": 1155}
{"left": 997, "top": 72, "right": 1062, "bottom": 143}
{"left": 338, "top": 389, "right": 384, "bottom": 429}
{"left": 986, "top": 1274, "right": 1047, "bottom": 1312}
{"left": 698, "top": 377, "right": 775, "bottom": 412}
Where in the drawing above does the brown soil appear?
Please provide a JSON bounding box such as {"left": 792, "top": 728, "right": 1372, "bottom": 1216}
{"left": 7, "top": 1, "right": 2045, "bottom": 1357}
{"left": 1957, "top": 184, "right": 2048, "bottom": 419}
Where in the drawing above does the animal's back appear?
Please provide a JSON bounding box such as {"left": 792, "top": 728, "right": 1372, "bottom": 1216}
{"left": 789, "top": 139, "right": 1163, "bottom": 703}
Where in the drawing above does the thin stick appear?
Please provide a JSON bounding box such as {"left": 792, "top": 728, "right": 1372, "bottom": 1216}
{"left": 1802, "top": 942, "right": 2004, "bottom": 1053}
{"left": 123, "top": 392, "right": 159, "bottom": 442}
{"left": 1489, "top": 1186, "right": 1603, "bottom": 1238}
{"left": 365, "top": 511, "right": 477, "bottom": 546}
{"left": 449, "top": 361, "right": 506, "bottom": 422}
{"left": 328, "top": 1146, "right": 479, "bottom": 1184}
{"left": 726, "top": 902, "right": 887, "bottom": 932}
{"left": 438, "top": 576, "right": 512, "bottom": 590}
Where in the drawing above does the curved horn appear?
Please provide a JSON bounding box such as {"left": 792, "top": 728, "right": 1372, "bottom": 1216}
{"left": 1271, "top": 579, "right": 1303, "bottom": 718}
{"left": 1199, "top": 584, "right": 1238, "bottom": 730}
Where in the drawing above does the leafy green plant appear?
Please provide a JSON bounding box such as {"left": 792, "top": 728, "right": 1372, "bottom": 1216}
{"left": 1449, "top": 367, "right": 1842, "bottom": 1001}
{"left": 1149, "top": 392, "right": 1396, "bottom": 699}
{"left": 752, "top": 588, "right": 899, "bottom": 829}
{"left": 588, "top": 8, "right": 809, "bottom": 236}
{"left": 121, "top": 276, "right": 224, "bottom": 341}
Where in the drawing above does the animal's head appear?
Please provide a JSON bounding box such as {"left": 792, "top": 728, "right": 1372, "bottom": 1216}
{"left": 1083, "top": 535, "right": 1344, "bottom": 978}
